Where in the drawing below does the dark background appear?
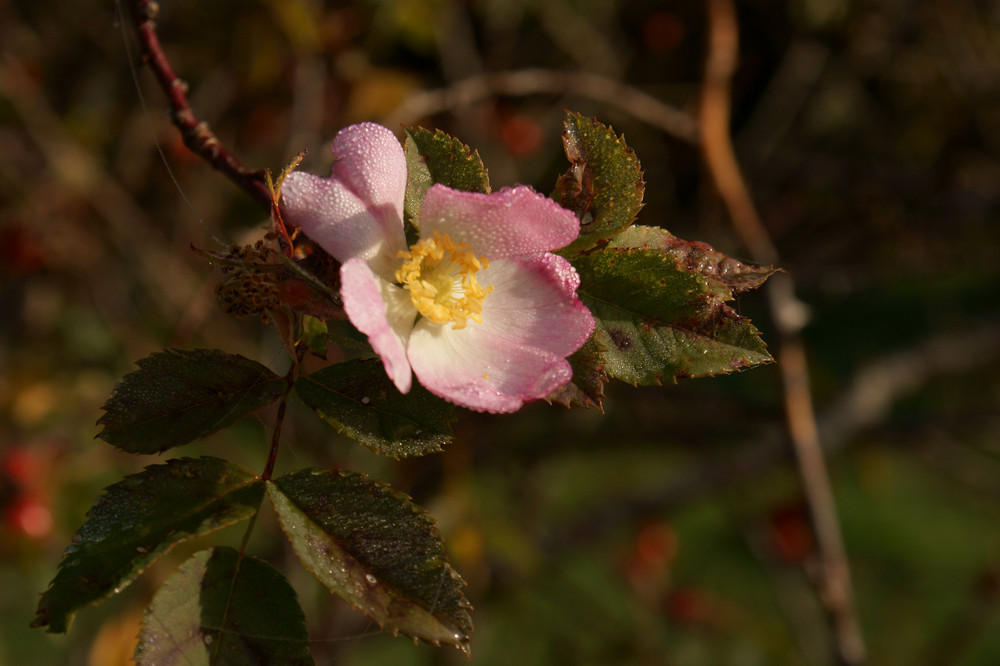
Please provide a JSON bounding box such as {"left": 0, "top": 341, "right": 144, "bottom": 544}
{"left": 2, "top": 1, "right": 999, "bottom": 664}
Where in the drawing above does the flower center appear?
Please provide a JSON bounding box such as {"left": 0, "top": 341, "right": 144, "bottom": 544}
{"left": 395, "top": 231, "right": 493, "bottom": 329}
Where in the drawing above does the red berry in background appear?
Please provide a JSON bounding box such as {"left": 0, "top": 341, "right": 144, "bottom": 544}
{"left": 2, "top": 445, "right": 56, "bottom": 541}
{"left": 5, "top": 494, "right": 53, "bottom": 539}
{"left": 635, "top": 521, "right": 678, "bottom": 571}
{"left": 0, "top": 225, "right": 46, "bottom": 275}
{"left": 768, "top": 502, "right": 816, "bottom": 564}
{"left": 501, "top": 114, "right": 543, "bottom": 158}
{"left": 643, "top": 11, "right": 686, "bottom": 53}
{"left": 2, "top": 446, "right": 42, "bottom": 484}
{"left": 621, "top": 520, "right": 677, "bottom": 592}
{"left": 622, "top": 521, "right": 679, "bottom": 612}
{"left": 666, "top": 586, "right": 711, "bottom": 625}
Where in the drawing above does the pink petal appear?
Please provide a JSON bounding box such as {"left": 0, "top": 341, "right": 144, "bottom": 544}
{"left": 282, "top": 123, "right": 407, "bottom": 276}
{"left": 340, "top": 258, "right": 415, "bottom": 394}
{"left": 328, "top": 123, "right": 407, "bottom": 224}
{"left": 407, "top": 322, "right": 573, "bottom": 413}
{"left": 282, "top": 172, "right": 384, "bottom": 263}
{"left": 420, "top": 185, "right": 580, "bottom": 258}
{"left": 478, "top": 254, "right": 594, "bottom": 356}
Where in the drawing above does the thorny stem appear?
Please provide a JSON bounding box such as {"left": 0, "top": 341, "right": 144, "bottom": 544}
{"left": 700, "top": 1, "right": 867, "bottom": 664}
{"left": 130, "top": 0, "right": 274, "bottom": 212}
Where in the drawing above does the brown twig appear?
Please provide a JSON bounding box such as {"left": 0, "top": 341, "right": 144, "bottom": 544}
{"left": 129, "top": 0, "right": 273, "bottom": 211}
{"left": 700, "top": 1, "right": 866, "bottom": 664}
{"left": 383, "top": 68, "right": 699, "bottom": 143}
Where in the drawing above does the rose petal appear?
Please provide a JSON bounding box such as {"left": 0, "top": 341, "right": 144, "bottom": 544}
{"left": 340, "top": 258, "right": 415, "bottom": 394}
{"left": 420, "top": 185, "right": 580, "bottom": 258}
{"left": 281, "top": 173, "right": 382, "bottom": 262}
{"left": 407, "top": 322, "right": 573, "bottom": 413}
{"left": 328, "top": 123, "right": 407, "bottom": 227}
{"left": 282, "top": 123, "right": 407, "bottom": 278}
{"left": 478, "top": 254, "right": 594, "bottom": 356}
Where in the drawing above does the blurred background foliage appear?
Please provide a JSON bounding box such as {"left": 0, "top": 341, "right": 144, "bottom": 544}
{"left": 2, "top": 0, "right": 1000, "bottom": 664}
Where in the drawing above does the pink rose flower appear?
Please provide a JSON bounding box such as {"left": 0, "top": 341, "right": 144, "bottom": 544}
{"left": 281, "top": 123, "right": 594, "bottom": 413}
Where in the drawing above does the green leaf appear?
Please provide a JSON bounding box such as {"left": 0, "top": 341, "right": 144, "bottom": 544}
{"left": 573, "top": 226, "right": 773, "bottom": 385}
{"left": 33, "top": 457, "right": 264, "bottom": 633}
{"left": 553, "top": 112, "right": 645, "bottom": 255}
{"left": 547, "top": 337, "right": 608, "bottom": 409}
{"left": 301, "top": 315, "right": 329, "bottom": 358}
{"left": 294, "top": 359, "right": 455, "bottom": 458}
{"left": 268, "top": 469, "right": 472, "bottom": 653}
{"left": 404, "top": 127, "right": 490, "bottom": 228}
{"left": 133, "top": 548, "right": 313, "bottom": 666}
{"left": 97, "top": 349, "right": 287, "bottom": 454}
{"left": 615, "top": 225, "right": 779, "bottom": 296}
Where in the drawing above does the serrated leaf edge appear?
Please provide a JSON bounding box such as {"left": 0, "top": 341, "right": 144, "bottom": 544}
{"left": 33, "top": 457, "right": 263, "bottom": 633}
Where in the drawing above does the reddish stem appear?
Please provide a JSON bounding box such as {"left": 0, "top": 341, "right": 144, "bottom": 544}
{"left": 261, "top": 390, "right": 289, "bottom": 481}
{"left": 130, "top": 0, "right": 273, "bottom": 212}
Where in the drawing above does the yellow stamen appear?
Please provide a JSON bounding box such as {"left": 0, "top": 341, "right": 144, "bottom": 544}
{"left": 396, "top": 231, "right": 493, "bottom": 329}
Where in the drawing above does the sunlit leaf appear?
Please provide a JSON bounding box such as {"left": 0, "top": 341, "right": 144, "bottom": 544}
{"left": 33, "top": 458, "right": 263, "bottom": 633}
{"left": 294, "top": 359, "right": 455, "bottom": 458}
{"left": 404, "top": 127, "right": 490, "bottom": 228}
{"left": 97, "top": 349, "right": 287, "bottom": 454}
{"left": 268, "top": 469, "right": 472, "bottom": 653}
{"left": 617, "top": 225, "right": 778, "bottom": 296}
{"left": 301, "top": 315, "right": 329, "bottom": 359}
{"left": 573, "top": 226, "right": 773, "bottom": 385}
{"left": 553, "top": 112, "right": 645, "bottom": 255}
{"left": 133, "top": 548, "right": 313, "bottom": 666}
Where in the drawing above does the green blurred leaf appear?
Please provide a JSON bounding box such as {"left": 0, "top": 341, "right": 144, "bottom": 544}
{"left": 301, "top": 315, "right": 329, "bottom": 358}
{"left": 97, "top": 349, "right": 287, "bottom": 454}
{"left": 33, "top": 458, "right": 263, "bottom": 633}
{"left": 553, "top": 112, "right": 645, "bottom": 255}
{"left": 268, "top": 469, "right": 472, "bottom": 653}
{"left": 294, "top": 358, "right": 455, "bottom": 458}
{"left": 404, "top": 127, "right": 490, "bottom": 228}
{"left": 133, "top": 547, "right": 313, "bottom": 666}
{"left": 573, "top": 226, "right": 773, "bottom": 385}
